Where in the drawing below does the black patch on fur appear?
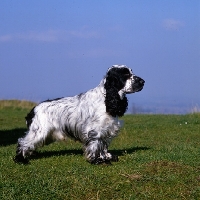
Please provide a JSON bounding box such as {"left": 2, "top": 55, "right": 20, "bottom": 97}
{"left": 25, "top": 106, "right": 36, "bottom": 128}
{"left": 77, "top": 93, "right": 84, "bottom": 99}
{"left": 104, "top": 67, "right": 129, "bottom": 117}
{"left": 42, "top": 97, "right": 63, "bottom": 103}
{"left": 25, "top": 97, "right": 63, "bottom": 128}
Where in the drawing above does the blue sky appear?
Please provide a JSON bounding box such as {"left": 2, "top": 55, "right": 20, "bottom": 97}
{"left": 0, "top": 1, "right": 199, "bottom": 113}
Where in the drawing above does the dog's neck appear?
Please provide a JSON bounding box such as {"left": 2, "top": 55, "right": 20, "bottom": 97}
{"left": 99, "top": 79, "right": 106, "bottom": 97}
{"left": 118, "top": 89, "right": 126, "bottom": 100}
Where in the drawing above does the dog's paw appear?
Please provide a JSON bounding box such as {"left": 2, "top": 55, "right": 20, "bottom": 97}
{"left": 111, "top": 154, "right": 119, "bottom": 162}
{"left": 91, "top": 157, "right": 112, "bottom": 165}
{"left": 13, "top": 154, "right": 29, "bottom": 165}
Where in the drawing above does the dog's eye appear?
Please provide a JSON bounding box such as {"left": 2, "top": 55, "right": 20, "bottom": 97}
{"left": 124, "top": 74, "right": 131, "bottom": 78}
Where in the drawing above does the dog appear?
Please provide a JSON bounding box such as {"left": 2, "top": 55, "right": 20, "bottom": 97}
{"left": 14, "top": 65, "right": 145, "bottom": 164}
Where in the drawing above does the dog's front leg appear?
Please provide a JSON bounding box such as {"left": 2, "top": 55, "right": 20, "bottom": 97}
{"left": 84, "top": 137, "right": 107, "bottom": 164}
{"left": 84, "top": 131, "right": 118, "bottom": 164}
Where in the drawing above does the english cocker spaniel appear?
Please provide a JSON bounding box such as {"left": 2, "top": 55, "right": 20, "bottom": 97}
{"left": 14, "top": 65, "right": 145, "bottom": 164}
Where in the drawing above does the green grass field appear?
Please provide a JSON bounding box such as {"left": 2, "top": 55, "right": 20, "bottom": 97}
{"left": 0, "top": 100, "right": 200, "bottom": 200}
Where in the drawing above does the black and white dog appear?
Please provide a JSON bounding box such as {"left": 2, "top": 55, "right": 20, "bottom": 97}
{"left": 14, "top": 65, "right": 145, "bottom": 164}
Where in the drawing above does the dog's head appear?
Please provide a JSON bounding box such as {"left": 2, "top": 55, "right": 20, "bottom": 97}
{"left": 106, "top": 65, "right": 145, "bottom": 95}
{"left": 104, "top": 65, "right": 145, "bottom": 117}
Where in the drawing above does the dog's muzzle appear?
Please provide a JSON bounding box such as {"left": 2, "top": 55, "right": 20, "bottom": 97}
{"left": 132, "top": 76, "right": 145, "bottom": 92}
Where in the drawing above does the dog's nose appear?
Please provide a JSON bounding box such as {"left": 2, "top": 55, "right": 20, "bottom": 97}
{"left": 134, "top": 76, "right": 145, "bottom": 84}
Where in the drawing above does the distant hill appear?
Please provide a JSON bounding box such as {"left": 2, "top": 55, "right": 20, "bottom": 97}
{"left": 0, "top": 100, "right": 36, "bottom": 109}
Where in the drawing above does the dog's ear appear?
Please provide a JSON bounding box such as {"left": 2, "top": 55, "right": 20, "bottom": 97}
{"left": 104, "top": 69, "right": 128, "bottom": 117}
{"left": 105, "top": 68, "right": 130, "bottom": 90}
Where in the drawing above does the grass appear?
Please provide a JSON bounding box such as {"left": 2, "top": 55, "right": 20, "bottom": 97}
{"left": 0, "top": 100, "right": 200, "bottom": 199}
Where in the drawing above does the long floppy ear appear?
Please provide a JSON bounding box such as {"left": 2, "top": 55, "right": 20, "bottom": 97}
{"left": 104, "top": 69, "right": 128, "bottom": 117}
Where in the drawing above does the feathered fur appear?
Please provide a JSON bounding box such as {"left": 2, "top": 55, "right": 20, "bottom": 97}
{"left": 14, "top": 65, "right": 144, "bottom": 164}
{"left": 104, "top": 67, "right": 130, "bottom": 117}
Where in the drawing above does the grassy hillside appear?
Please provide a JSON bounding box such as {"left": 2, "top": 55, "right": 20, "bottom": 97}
{"left": 0, "top": 100, "right": 200, "bottom": 199}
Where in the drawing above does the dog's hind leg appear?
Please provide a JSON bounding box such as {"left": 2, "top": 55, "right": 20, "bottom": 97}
{"left": 14, "top": 125, "right": 54, "bottom": 164}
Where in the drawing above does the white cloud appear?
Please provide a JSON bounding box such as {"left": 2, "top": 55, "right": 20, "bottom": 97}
{"left": 0, "top": 34, "right": 12, "bottom": 42}
{"left": 0, "top": 28, "right": 101, "bottom": 43}
{"left": 18, "top": 30, "right": 61, "bottom": 42}
{"left": 162, "top": 19, "right": 184, "bottom": 31}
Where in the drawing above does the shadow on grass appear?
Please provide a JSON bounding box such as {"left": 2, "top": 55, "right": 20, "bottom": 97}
{"left": 31, "top": 146, "right": 150, "bottom": 160}
{"left": 110, "top": 147, "right": 150, "bottom": 156}
{"left": 31, "top": 149, "right": 84, "bottom": 159}
{"left": 0, "top": 128, "right": 150, "bottom": 160}
{"left": 0, "top": 128, "right": 26, "bottom": 146}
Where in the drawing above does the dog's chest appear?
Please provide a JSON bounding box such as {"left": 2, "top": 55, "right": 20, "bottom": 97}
{"left": 102, "top": 116, "right": 123, "bottom": 137}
